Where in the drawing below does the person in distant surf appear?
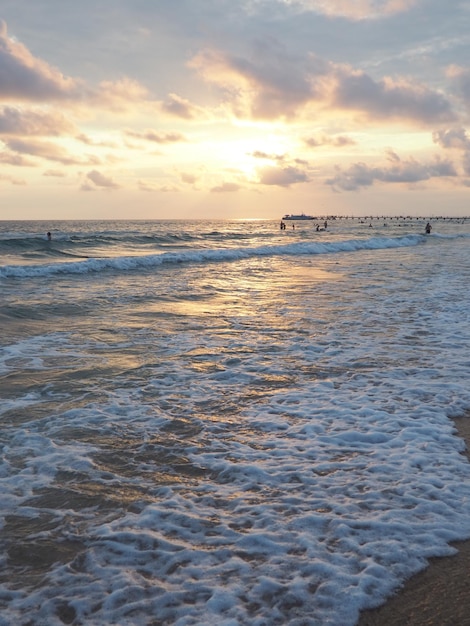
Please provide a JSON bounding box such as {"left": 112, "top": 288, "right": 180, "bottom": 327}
{"left": 47, "top": 232, "right": 52, "bottom": 240}
{"left": 425, "top": 222, "right": 432, "bottom": 234}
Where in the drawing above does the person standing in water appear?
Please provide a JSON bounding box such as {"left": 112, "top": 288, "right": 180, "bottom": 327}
{"left": 425, "top": 222, "right": 432, "bottom": 234}
{"left": 47, "top": 232, "right": 52, "bottom": 240}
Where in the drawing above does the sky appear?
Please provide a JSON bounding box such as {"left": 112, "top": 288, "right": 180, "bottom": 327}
{"left": 1, "top": 0, "right": 470, "bottom": 220}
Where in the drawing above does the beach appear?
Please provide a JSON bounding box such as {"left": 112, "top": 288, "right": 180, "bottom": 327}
{"left": 358, "top": 415, "right": 470, "bottom": 626}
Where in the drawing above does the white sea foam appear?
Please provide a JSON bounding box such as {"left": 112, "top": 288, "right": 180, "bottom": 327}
{"left": 0, "top": 234, "right": 427, "bottom": 278}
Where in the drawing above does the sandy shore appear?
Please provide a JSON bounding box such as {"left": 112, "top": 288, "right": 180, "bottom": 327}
{"left": 357, "top": 416, "right": 470, "bottom": 626}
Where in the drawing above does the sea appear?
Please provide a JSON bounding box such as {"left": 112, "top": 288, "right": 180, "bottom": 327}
{"left": 1, "top": 217, "right": 470, "bottom": 626}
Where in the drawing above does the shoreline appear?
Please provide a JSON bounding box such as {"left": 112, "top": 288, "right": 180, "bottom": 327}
{"left": 357, "top": 416, "right": 470, "bottom": 626}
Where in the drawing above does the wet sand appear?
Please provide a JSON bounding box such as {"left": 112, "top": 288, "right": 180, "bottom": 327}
{"left": 357, "top": 416, "right": 470, "bottom": 626}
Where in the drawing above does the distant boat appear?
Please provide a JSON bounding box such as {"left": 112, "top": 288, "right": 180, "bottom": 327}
{"left": 282, "top": 213, "right": 315, "bottom": 221}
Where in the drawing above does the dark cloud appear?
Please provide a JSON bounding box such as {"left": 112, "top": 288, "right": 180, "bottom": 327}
{"left": 462, "top": 151, "right": 470, "bottom": 176}
{"left": 432, "top": 128, "right": 470, "bottom": 177}
{"left": 327, "top": 155, "right": 457, "bottom": 191}
{"left": 0, "top": 105, "right": 75, "bottom": 135}
{"left": 432, "top": 127, "right": 470, "bottom": 150}
{"left": 0, "top": 21, "right": 151, "bottom": 112}
{"left": 448, "top": 66, "right": 470, "bottom": 103}
{"left": 333, "top": 69, "right": 455, "bottom": 123}
{"left": 0, "top": 20, "right": 80, "bottom": 102}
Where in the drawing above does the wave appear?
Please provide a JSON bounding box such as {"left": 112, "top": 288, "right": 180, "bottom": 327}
{"left": 0, "top": 228, "right": 267, "bottom": 250}
{"left": 0, "top": 234, "right": 429, "bottom": 279}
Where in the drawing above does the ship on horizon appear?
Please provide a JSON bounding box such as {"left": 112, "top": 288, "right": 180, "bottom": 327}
{"left": 282, "top": 213, "right": 315, "bottom": 221}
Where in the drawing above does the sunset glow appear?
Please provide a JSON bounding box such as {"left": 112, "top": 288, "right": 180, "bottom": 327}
{"left": 1, "top": 2, "right": 469, "bottom": 220}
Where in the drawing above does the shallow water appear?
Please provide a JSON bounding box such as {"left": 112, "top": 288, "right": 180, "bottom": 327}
{"left": 1, "top": 218, "right": 470, "bottom": 625}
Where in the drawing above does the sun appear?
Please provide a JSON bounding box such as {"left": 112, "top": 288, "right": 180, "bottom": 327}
{"left": 207, "top": 128, "right": 294, "bottom": 179}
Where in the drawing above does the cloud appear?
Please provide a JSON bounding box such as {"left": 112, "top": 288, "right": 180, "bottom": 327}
{"left": 160, "top": 93, "right": 205, "bottom": 119}
{"left": 304, "top": 134, "right": 356, "bottom": 147}
{"left": 189, "top": 42, "right": 326, "bottom": 119}
{"left": 432, "top": 128, "right": 470, "bottom": 176}
{"left": 0, "top": 105, "right": 76, "bottom": 135}
{"left": 250, "top": 150, "right": 286, "bottom": 162}
{"left": 138, "top": 179, "right": 180, "bottom": 192}
{"left": 0, "top": 149, "right": 36, "bottom": 166}
{"left": 0, "top": 20, "right": 81, "bottom": 102}
{"left": 159, "top": 185, "right": 180, "bottom": 192}
{"left": 462, "top": 152, "right": 470, "bottom": 177}
{"left": 447, "top": 65, "right": 470, "bottom": 103}
{"left": 327, "top": 154, "right": 457, "bottom": 191}
{"left": 138, "top": 180, "right": 158, "bottom": 192}
{"left": 385, "top": 147, "right": 401, "bottom": 163}
{"left": 1, "top": 4, "right": 467, "bottom": 217}
{"left": 432, "top": 127, "right": 470, "bottom": 150}
{"left": 43, "top": 169, "right": 66, "bottom": 177}
{"left": 257, "top": 165, "right": 309, "bottom": 186}
{"left": 92, "top": 77, "right": 149, "bottom": 111}
{"left": 79, "top": 183, "right": 95, "bottom": 192}
{"left": 188, "top": 39, "right": 455, "bottom": 125}
{"left": 86, "top": 169, "right": 120, "bottom": 189}
{"left": 5, "top": 137, "right": 100, "bottom": 165}
{"left": 211, "top": 182, "right": 241, "bottom": 192}
{"left": 332, "top": 70, "right": 455, "bottom": 123}
{"left": 284, "top": 0, "right": 418, "bottom": 20}
{"left": 124, "top": 129, "right": 186, "bottom": 143}
{"left": 76, "top": 133, "right": 118, "bottom": 148}
{"left": 180, "top": 172, "right": 197, "bottom": 185}
{"left": 0, "top": 21, "right": 151, "bottom": 113}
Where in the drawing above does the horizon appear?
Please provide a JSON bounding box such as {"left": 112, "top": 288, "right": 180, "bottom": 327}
{"left": 2, "top": 215, "right": 470, "bottom": 223}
